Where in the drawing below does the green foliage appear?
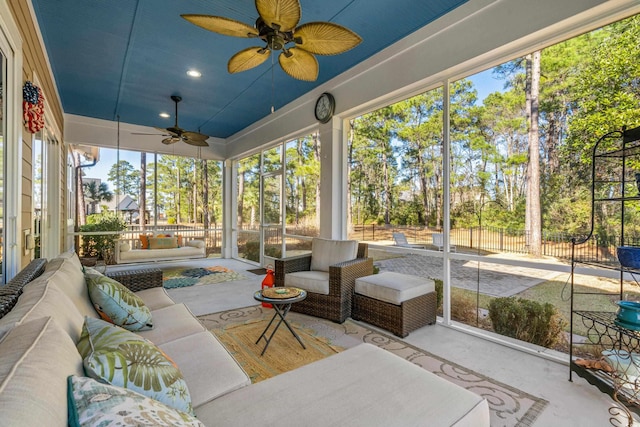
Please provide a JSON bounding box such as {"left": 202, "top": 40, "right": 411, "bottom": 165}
{"left": 433, "top": 278, "right": 443, "bottom": 309}
{"left": 80, "top": 212, "right": 127, "bottom": 261}
{"left": 488, "top": 297, "right": 566, "bottom": 348}
{"left": 107, "top": 160, "right": 139, "bottom": 198}
{"left": 243, "top": 241, "right": 282, "bottom": 262}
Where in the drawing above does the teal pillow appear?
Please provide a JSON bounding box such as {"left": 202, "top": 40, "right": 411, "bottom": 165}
{"left": 85, "top": 271, "right": 153, "bottom": 331}
{"left": 77, "top": 317, "right": 193, "bottom": 414}
{"left": 67, "top": 375, "right": 204, "bottom": 427}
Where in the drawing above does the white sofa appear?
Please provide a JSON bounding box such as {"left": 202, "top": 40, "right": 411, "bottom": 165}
{"left": 0, "top": 253, "right": 490, "bottom": 426}
{"left": 114, "top": 237, "right": 206, "bottom": 264}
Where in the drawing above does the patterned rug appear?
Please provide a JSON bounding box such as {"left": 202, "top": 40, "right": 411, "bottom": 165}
{"left": 199, "top": 306, "right": 548, "bottom": 427}
{"left": 162, "top": 266, "right": 246, "bottom": 289}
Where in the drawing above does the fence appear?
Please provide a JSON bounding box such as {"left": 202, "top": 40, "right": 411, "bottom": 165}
{"left": 77, "top": 221, "right": 632, "bottom": 265}
{"left": 349, "top": 224, "right": 628, "bottom": 262}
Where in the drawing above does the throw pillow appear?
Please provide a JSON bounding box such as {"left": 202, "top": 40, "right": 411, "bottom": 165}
{"left": 140, "top": 234, "right": 150, "bottom": 249}
{"left": 309, "top": 238, "right": 358, "bottom": 272}
{"left": 149, "top": 237, "right": 179, "bottom": 250}
{"left": 67, "top": 375, "right": 204, "bottom": 427}
{"left": 85, "top": 271, "right": 153, "bottom": 331}
{"left": 77, "top": 317, "right": 193, "bottom": 414}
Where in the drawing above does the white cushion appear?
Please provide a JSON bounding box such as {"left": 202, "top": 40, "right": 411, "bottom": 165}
{"left": 355, "top": 272, "right": 435, "bottom": 305}
{"left": 309, "top": 238, "right": 358, "bottom": 272}
{"left": 194, "top": 343, "right": 490, "bottom": 427}
{"left": 159, "top": 331, "right": 250, "bottom": 408}
{"left": 118, "top": 246, "right": 205, "bottom": 263}
{"left": 285, "top": 271, "right": 330, "bottom": 295}
{"left": 0, "top": 317, "right": 84, "bottom": 426}
{"left": 47, "top": 254, "right": 96, "bottom": 318}
{"left": 136, "top": 287, "right": 175, "bottom": 310}
{"left": 186, "top": 239, "right": 206, "bottom": 249}
{"left": 137, "top": 303, "right": 205, "bottom": 345}
{"left": 0, "top": 281, "right": 89, "bottom": 342}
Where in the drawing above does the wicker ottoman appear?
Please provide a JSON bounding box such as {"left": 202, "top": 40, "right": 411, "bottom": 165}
{"left": 352, "top": 272, "right": 436, "bottom": 337}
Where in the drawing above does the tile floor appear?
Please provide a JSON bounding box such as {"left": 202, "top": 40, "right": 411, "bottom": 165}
{"left": 108, "top": 256, "right": 637, "bottom": 426}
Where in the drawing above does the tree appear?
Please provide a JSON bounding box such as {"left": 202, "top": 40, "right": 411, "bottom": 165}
{"left": 526, "top": 50, "right": 542, "bottom": 257}
{"left": 83, "top": 181, "right": 113, "bottom": 215}
{"left": 107, "top": 160, "right": 139, "bottom": 198}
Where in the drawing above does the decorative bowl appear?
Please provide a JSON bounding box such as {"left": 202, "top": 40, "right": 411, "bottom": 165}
{"left": 617, "top": 246, "right": 640, "bottom": 269}
{"left": 616, "top": 300, "right": 640, "bottom": 326}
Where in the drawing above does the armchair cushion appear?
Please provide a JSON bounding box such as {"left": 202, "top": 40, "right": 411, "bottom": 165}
{"left": 285, "top": 271, "right": 330, "bottom": 295}
{"left": 309, "top": 238, "right": 358, "bottom": 272}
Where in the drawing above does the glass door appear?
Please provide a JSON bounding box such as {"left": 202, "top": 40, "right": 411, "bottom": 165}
{"left": 260, "top": 146, "right": 283, "bottom": 266}
{"left": 261, "top": 173, "right": 282, "bottom": 265}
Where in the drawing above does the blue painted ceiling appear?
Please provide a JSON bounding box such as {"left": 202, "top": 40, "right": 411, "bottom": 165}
{"left": 31, "top": 0, "right": 468, "bottom": 139}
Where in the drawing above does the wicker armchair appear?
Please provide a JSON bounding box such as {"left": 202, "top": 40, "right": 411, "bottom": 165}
{"left": 275, "top": 240, "right": 372, "bottom": 323}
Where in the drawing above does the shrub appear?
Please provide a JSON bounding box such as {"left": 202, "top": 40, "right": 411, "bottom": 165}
{"left": 488, "top": 297, "right": 566, "bottom": 348}
{"left": 451, "top": 292, "right": 479, "bottom": 324}
{"left": 434, "top": 278, "right": 443, "bottom": 309}
{"left": 244, "top": 241, "right": 260, "bottom": 262}
{"left": 80, "top": 212, "right": 127, "bottom": 262}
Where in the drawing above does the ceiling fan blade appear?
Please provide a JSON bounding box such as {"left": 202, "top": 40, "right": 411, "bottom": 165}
{"left": 294, "top": 22, "right": 362, "bottom": 55}
{"left": 279, "top": 48, "right": 318, "bottom": 81}
{"left": 183, "top": 131, "right": 209, "bottom": 146}
{"left": 181, "top": 15, "right": 258, "bottom": 38}
{"left": 162, "top": 137, "right": 181, "bottom": 145}
{"left": 256, "top": 0, "right": 301, "bottom": 32}
{"left": 228, "top": 47, "right": 271, "bottom": 73}
{"left": 132, "top": 132, "right": 167, "bottom": 136}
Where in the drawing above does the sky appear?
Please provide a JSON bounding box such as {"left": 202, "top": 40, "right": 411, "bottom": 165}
{"left": 85, "top": 67, "right": 507, "bottom": 191}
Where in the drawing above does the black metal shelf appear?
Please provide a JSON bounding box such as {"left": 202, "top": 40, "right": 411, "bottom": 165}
{"left": 570, "top": 362, "right": 640, "bottom": 416}
{"left": 570, "top": 126, "right": 640, "bottom": 426}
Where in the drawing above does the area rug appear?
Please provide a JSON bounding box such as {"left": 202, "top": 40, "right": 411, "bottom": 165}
{"left": 162, "top": 266, "right": 246, "bottom": 289}
{"left": 199, "top": 306, "right": 548, "bottom": 427}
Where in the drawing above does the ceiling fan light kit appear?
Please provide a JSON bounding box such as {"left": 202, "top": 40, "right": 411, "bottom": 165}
{"left": 182, "top": 0, "right": 362, "bottom": 81}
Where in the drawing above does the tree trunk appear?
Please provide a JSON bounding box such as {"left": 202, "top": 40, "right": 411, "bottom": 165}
{"left": 192, "top": 161, "right": 197, "bottom": 224}
{"left": 527, "top": 51, "right": 543, "bottom": 257}
{"left": 75, "top": 152, "right": 87, "bottom": 226}
{"left": 382, "top": 149, "right": 391, "bottom": 225}
{"left": 139, "top": 153, "right": 146, "bottom": 230}
{"left": 203, "top": 159, "right": 210, "bottom": 228}
{"left": 314, "top": 136, "right": 321, "bottom": 229}
{"left": 176, "top": 168, "right": 181, "bottom": 224}
{"left": 347, "top": 128, "right": 353, "bottom": 231}
{"left": 238, "top": 172, "right": 245, "bottom": 228}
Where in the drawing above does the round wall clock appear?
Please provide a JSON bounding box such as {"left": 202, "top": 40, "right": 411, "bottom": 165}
{"left": 314, "top": 92, "right": 335, "bottom": 123}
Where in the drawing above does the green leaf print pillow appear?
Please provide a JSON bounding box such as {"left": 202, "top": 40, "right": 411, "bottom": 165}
{"left": 67, "top": 375, "right": 204, "bottom": 427}
{"left": 85, "top": 271, "right": 153, "bottom": 331}
{"left": 77, "top": 317, "right": 193, "bottom": 414}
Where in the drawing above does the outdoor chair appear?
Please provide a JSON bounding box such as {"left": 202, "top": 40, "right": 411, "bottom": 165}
{"left": 392, "top": 232, "right": 426, "bottom": 249}
{"left": 275, "top": 238, "right": 373, "bottom": 323}
{"left": 431, "top": 233, "right": 456, "bottom": 252}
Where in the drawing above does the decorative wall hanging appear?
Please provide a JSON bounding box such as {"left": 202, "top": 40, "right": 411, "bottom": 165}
{"left": 23, "top": 81, "right": 45, "bottom": 133}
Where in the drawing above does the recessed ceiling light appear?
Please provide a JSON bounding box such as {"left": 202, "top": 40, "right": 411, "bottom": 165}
{"left": 159, "top": 112, "right": 170, "bottom": 118}
{"left": 187, "top": 69, "right": 202, "bottom": 78}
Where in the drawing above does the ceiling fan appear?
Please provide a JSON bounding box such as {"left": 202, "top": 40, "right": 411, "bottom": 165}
{"left": 137, "top": 95, "right": 209, "bottom": 147}
{"left": 182, "top": 0, "right": 362, "bottom": 82}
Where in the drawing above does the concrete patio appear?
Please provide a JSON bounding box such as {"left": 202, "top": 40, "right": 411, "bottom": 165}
{"left": 108, "top": 252, "right": 636, "bottom": 426}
